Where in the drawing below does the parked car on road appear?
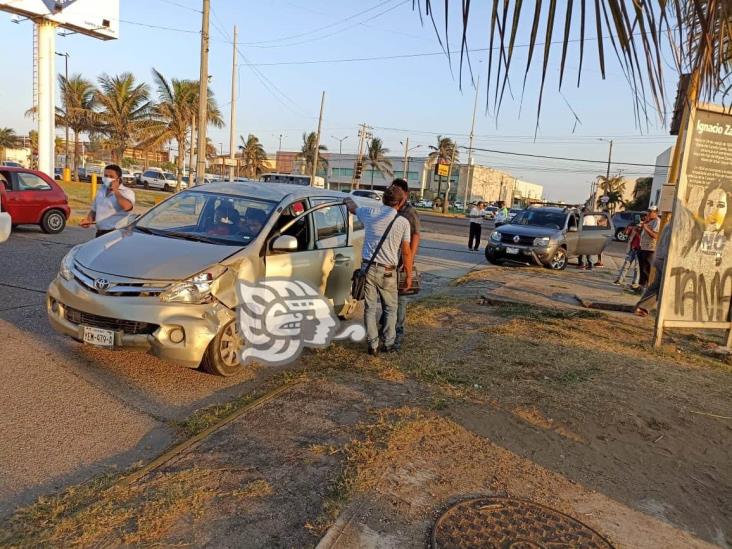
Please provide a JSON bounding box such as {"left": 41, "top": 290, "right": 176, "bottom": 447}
{"left": 483, "top": 205, "right": 498, "bottom": 219}
{"left": 0, "top": 160, "right": 24, "bottom": 168}
{"left": 0, "top": 167, "right": 70, "bottom": 233}
{"left": 47, "top": 181, "right": 366, "bottom": 376}
{"left": 140, "top": 168, "right": 185, "bottom": 191}
{"left": 485, "top": 206, "right": 613, "bottom": 270}
{"left": 611, "top": 210, "right": 644, "bottom": 241}
{"left": 120, "top": 169, "right": 136, "bottom": 186}
{"left": 414, "top": 199, "right": 433, "bottom": 208}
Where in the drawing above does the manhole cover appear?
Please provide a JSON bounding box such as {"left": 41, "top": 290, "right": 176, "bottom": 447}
{"left": 432, "top": 497, "right": 614, "bottom": 548}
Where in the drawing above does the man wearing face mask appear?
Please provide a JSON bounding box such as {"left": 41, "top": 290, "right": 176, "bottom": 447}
{"left": 80, "top": 164, "right": 135, "bottom": 238}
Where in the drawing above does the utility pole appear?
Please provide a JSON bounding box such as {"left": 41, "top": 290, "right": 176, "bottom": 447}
{"left": 311, "top": 91, "right": 325, "bottom": 186}
{"left": 56, "top": 52, "right": 69, "bottom": 171}
{"left": 606, "top": 139, "right": 613, "bottom": 179}
{"left": 402, "top": 137, "right": 409, "bottom": 179}
{"left": 37, "top": 19, "right": 56, "bottom": 177}
{"left": 463, "top": 74, "right": 480, "bottom": 207}
{"left": 194, "top": 0, "right": 210, "bottom": 186}
{"left": 352, "top": 123, "right": 371, "bottom": 189}
{"left": 188, "top": 118, "right": 196, "bottom": 181}
{"left": 278, "top": 134, "right": 283, "bottom": 152}
{"left": 228, "top": 25, "right": 237, "bottom": 182}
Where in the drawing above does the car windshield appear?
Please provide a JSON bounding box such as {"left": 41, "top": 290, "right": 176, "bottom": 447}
{"left": 510, "top": 210, "right": 566, "bottom": 230}
{"left": 136, "top": 191, "right": 276, "bottom": 246}
{"left": 164, "top": 173, "right": 176, "bottom": 180}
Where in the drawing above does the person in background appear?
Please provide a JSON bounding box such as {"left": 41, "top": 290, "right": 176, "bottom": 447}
{"left": 80, "top": 164, "right": 135, "bottom": 238}
{"left": 613, "top": 219, "right": 642, "bottom": 288}
{"left": 467, "top": 201, "right": 485, "bottom": 251}
{"left": 388, "top": 178, "right": 420, "bottom": 349}
{"left": 494, "top": 201, "right": 509, "bottom": 226}
{"left": 637, "top": 206, "right": 660, "bottom": 290}
{"left": 346, "top": 186, "right": 413, "bottom": 356}
{"left": 635, "top": 221, "right": 671, "bottom": 317}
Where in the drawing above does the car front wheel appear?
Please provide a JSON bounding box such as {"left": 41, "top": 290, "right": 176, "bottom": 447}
{"left": 485, "top": 247, "right": 504, "bottom": 265}
{"left": 545, "top": 248, "right": 568, "bottom": 270}
{"left": 41, "top": 209, "right": 66, "bottom": 234}
{"left": 199, "top": 320, "right": 244, "bottom": 376}
{"left": 616, "top": 228, "right": 629, "bottom": 242}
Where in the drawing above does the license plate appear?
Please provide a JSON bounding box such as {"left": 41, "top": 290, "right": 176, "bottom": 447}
{"left": 506, "top": 247, "right": 520, "bottom": 255}
{"left": 83, "top": 326, "right": 115, "bottom": 348}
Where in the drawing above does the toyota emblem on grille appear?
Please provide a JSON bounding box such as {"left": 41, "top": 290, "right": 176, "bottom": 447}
{"left": 94, "top": 278, "right": 110, "bottom": 291}
{"left": 513, "top": 235, "right": 521, "bottom": 244}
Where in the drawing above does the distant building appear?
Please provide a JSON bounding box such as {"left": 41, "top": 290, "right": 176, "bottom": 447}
{"left": 514, "top": 179, "right": 544, "bottom": 205}
{"left": 649, "top": 146, "right": 673, "bottom": 208}
{"left": 456, "top": 163, "right": 516, "bottom": 204}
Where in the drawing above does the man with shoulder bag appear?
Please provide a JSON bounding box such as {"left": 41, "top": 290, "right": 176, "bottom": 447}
{"left": 346, "top": 186, "right": 413, "bottom": 356}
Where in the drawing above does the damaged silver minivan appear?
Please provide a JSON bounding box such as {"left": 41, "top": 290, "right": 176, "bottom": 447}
{"left": 47, "top": 181, "right": 365, "bottom": 375}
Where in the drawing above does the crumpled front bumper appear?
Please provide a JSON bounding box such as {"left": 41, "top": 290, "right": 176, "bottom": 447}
{"left": 47, "top": 275, "right": 235, "bottom": 368}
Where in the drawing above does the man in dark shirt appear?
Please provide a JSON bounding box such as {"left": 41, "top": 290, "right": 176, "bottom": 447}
{"left": 390, "top": 178, "right": 420, "bottom": 348}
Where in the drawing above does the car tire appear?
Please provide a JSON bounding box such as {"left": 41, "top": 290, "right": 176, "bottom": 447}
{"left": 144, "top": 181, "right": 149, "bottom": 189}
{"left": 40, "top": 209, "right": 66, "bottom": 234}
{"left": 616, "top": 229, "right": 629, "bottom": 242}
{"left": 485, "top": 248, "right": 504, "bottom": 265}
{"left": 199, "top": 320, "right": 243, "bottom": 377}
{"left": 163, "top": 183, "right": 171, "bottom": 192}
{"left": 545, "top": 248, "right": 568, "bottom": 270}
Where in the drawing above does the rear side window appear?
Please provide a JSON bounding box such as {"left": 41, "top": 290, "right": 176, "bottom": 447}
{"left": 143, "top": 170, "right": 156, "bottom": 178}
{"left": 16, "top": 173, "right": 51, "bottom": 191}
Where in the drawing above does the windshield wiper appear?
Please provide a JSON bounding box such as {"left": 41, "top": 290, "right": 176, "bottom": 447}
{"left": 161, "top": 231, "right": 225, "bottom": 244}
{"left": 134, "top": 225, "right": 156, "bottom": 235}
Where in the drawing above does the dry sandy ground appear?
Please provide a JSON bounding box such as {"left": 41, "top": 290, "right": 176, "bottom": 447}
{"left": 1, "top": 268, "right": 730, "bottom": 548}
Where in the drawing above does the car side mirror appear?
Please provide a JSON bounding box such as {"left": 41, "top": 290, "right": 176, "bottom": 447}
{"left": 568, "top": 226, "right": 578, "bottom": 232}
{"left": 271, "top": 234, "right": 298, "bottom": 252}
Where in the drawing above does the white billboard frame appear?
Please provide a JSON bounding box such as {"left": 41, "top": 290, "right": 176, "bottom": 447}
{"left": 0, "top": 0, "right": 119, "bottom": 40}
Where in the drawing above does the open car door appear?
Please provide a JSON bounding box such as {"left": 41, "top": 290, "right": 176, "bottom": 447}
{"left": 576, "top": 212, "right": 614, "bottom": 255}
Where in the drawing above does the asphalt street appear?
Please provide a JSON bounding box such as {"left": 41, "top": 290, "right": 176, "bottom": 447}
{"left": 0, "top": 222, "right": 482, "bottom": 517}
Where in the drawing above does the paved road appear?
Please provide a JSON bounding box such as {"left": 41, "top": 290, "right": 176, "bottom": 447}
{"left": 0, "top": 224, "right": 481, "bottom": 517}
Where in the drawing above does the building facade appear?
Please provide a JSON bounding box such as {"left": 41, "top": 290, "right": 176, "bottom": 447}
{"left": 649, "top": 146, "right": 673, "bottom": 208}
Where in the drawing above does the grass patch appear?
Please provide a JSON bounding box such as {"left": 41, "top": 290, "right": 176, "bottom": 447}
{"left": 491, "top": 301, "right": 605, "bottom": 321}
{"left": 0, "top": 468, "right": 273, "bottom": 547}
{"left": 59, "top": 180, "right": 165, "bottom": 210}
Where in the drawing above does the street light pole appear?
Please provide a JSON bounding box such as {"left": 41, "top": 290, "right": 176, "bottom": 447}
{"left": 332, "top": 135, "right": 349, "bottom": 155}
{"left": 463, "top": 74, "right": 480, "bottom": 207}
{"left": 194, "top": 0, "right": 211, "bottom": 186}
{"left": 55, "top": 51, "right": 69, "bottom": 171}
{"left": 400, "top": 139, "right": 421, "bottom": 181}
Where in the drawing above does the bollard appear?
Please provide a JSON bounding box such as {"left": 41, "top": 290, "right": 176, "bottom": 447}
{"left": 63, "top": 167, "right": 71, "bottom": 182}
{"left": 90, "top": 174, "right": 97, "bottom": 203}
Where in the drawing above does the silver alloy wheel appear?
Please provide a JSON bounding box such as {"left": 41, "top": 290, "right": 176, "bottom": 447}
{"left": 616, "top": 229, "right": 629, "bottom": 242}
{"left": 47, "top": 212, "right": 64, "bottom": 231}
{"left": 218, "top": 321, "right": 242, "bottom": 367}
{"left": 550, "top": 250, "right": 567, "bottom": 270}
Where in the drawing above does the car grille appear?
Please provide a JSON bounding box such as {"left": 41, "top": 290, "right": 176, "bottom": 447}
{"left": 72, "top": 262, "right": 170, "bottom": 297}
{"left": 64, "top": 306, "right": 158, "bottom": 335}
{"left": 500, "top": 233, "right": 535, "bottom": 246}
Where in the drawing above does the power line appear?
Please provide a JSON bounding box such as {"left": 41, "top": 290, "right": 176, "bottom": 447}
{"left": 466, "top": 146, "right": 668, "bottom": 168}
{"left": 151, "top": 0, "right": 201, "bottom": 13}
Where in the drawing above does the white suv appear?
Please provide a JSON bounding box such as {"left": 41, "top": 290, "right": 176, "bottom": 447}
{"left": 140, "top": 169, "right": 185, "bottom": 192}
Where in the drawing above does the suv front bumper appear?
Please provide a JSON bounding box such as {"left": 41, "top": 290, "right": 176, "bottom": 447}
{"left": 485, "top": 241, "right": 559, "bottom": 265}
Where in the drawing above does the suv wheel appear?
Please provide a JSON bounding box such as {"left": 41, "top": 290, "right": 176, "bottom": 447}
{"left": 616, "top": 228, "right": 629, "bottom": 242}
{"left": 163, "top": 183, "right": 171, "bottom": 192}
{"left": 199, "top": 320, "right": 244, "bottom": 376}
{"left": 143, "top": 180, "right": 149, "bottom": 189}
{"left": 546, "top": 248, "right": 568, "bottom": 270}
{"left": 485, "top": 248, "right": 504, "bottom": 266}
{"left": 41, "top": 209, "right": 66, "bottom": 234}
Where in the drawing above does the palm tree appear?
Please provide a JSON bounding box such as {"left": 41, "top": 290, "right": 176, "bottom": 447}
{"left": 427, "top": 136, "right": 458, "bottom": 202}
{"left": 145, "top": 69, "right": 198, "bottom": 191}
{"left": 420, "top": 2, "right": 731, "bottom": 123}
{"left": 56, "top": 74, "right": 96, "bottom": 181}
{"left": 364, "top": 137, "right": 393, "bottom": 190}
{"left": 597, "top": 175, "right": 627, "bottom": 213}
{"left": 238, "top": 134, "right": 268, "bottom": 179}
{"left": 297, "top": 132, "right": 327, "bottom": 176}
{"left": 0, "top": 127, "right": 16, "bottom": 161}
{"left": 186, "top": 86, "right": 224, "bottom": 184}
{"left": 94, "top": 73, "right": 152, "bottom": 162}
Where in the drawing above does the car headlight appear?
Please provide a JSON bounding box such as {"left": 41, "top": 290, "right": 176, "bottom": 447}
{"left": 534, "top": 237, "right": 551, "bottom": 247}
{"left": 490, "top": 231, "right": 502, "bottom": 242}
{"left": 59, "top": 245, "right": 81, "bottom": 281}
{"left": 159, "top": 265, "right": 227, "bottom": 304}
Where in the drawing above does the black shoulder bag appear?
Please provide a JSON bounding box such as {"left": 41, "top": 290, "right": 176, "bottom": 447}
{"left": 351, "top": 214, "right": 399, "bottom": 301}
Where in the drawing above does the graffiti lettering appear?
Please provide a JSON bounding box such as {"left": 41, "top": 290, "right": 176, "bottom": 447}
{"left": 670, "top": 267, "right": 732, "bottom": 321}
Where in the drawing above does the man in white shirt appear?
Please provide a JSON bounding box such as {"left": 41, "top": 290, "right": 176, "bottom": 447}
{"left": 80, "top": 164, "right": 135, "bottom": 238}
{"left": 467, "top": 202, "right": 485, "bottom": 251}
{"left": 346, "top": 186, "right": 413, "bottom": 355}
{"left": 494, "top": 201, "right": 510, "bottom": 225}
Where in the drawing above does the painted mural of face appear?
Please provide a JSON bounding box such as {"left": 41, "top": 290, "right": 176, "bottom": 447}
{"left": 704, "top": 188, "right": 728, "bottom": 231}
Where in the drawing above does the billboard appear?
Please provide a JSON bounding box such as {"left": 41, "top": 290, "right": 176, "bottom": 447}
{"left": 657, "top": 106, "right": 732, "bottom": 335}
{"left": 0, "top": 0, "right": 119, "bottom": 39}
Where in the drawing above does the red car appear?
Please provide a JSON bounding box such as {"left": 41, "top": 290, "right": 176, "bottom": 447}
{"left": 0, "top": 167, "right": 70, "bottom": 234}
